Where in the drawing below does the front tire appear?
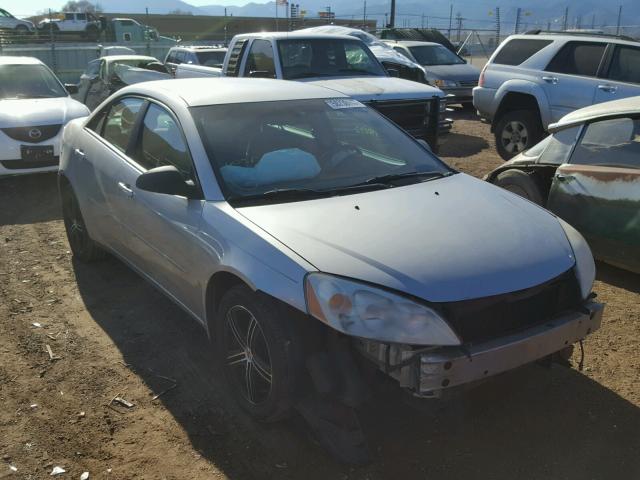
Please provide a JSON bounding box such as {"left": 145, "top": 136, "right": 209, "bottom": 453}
{"left": 493, "top": 169, "right": 544, "bottom": 205}
{"left": 61, "top": 185, "right": 106, "bottom": 262}
{"left": 495, "top": 109, "right": 543, "bottom": 160}
{"left": 216, "top": 285, "right": 302, "bottom": 422}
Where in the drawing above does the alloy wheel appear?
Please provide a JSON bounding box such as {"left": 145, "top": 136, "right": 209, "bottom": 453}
{"left": 224, "top": 305, "right": 273, "bottom": 405}
{"left": 501, "top": 120, "right": 529, "bottom": 154}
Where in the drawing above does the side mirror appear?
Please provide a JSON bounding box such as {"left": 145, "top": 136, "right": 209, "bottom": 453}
{"left": 65, "top": 83, "right": 79, "bottom": 94}
{"left": 136, "top": 165, "right": 197, "bottom": 198}
{"left": 417, "top": 139, "right": 433, "bottom": 152}
{"left": 248, "top": 70, "right": 274, "bottom": 78}
{"left": 386, "top": 68, "right": 400, "bottom": 77}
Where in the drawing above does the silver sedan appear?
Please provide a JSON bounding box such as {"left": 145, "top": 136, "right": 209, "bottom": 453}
{"left": 59, "top": 78, "right": 603, "bottom": 425}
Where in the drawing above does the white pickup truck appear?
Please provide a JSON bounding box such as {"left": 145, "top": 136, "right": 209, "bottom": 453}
{"left": 176, "top": 32, "right": 451, "bottom": 148}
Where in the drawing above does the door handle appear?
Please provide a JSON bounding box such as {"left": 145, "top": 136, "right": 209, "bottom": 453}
{"left": 556, "top": 173, "right": 575, "bottom": 182}
{"left": 74, "top": 148, "right": 85, "bottom": 157}
{"left": 597, "top": 84, "right": 617, "bottom": 93}
{"left": 542, "top": 76, "right": 558, "bottom": 84}
{"left": 117, "top": 182, "right": 135, "bottom": 198}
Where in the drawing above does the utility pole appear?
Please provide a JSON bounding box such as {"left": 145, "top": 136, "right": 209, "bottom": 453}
{"left": 616, "top": 5, "right": 622, "bottom": 35}
{"left": 421, "top": 13, "right": 424, "bottom": 28}
{"left": 591, "top": 13, "right": 595, "bottom": 29}
{"left": 448, "top": 4, "right": 453, "bottom": 38}
{"left": 389, "top": 0, "right": 396, "bottom": 27}
{"left": 363, "top": 0, "right": 366, "bottom": 28}
{"left": 576, "top": 14, "right": 582, "bottom": 29}
{"left": 495, "top": 7, "right": 501, "bottom": 46}
{"left": 514, "top": 7, "right": 521, "bottom": 34}
{"left": 546, "top": 20, "right": 551, "bottom": 31}
{"left": 456, "top": 12, "right": 463, "bottom": 42}
{"left": 562, "top": 6, "right": 568, "bottom": 31}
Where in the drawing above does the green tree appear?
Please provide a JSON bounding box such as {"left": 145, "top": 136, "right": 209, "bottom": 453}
{"left": 60, "top": 1, "right": 103, "bottom": 13}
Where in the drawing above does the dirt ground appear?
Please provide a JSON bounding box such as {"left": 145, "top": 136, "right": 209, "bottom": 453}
{"left": 1, "top": 110, "right": 639, "bottom": 480}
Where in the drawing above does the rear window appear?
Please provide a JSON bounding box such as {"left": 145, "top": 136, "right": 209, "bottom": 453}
{"left": 546, "top": 41, "right": 606, "bottom": 77}
{"left": 493, "top": 39, "right": 552, "bottom": 66}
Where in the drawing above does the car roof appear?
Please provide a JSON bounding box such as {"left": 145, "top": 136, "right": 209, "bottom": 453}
{"left": 103, "top": 55, "right": 158, "bottom": 62}
{"left": 171, "top": 45, "right": 227, "bottom": 51}
{"left": 383, "top": 40, "right": 441, "bottom": 47}
{"left": 549, "top": 96, "right": 640, "bottom": 132}
{"left": 123, "top": 77, "right": 349, "bottom": 107}
{"left": 0, "top": 56, "right": 44, "bottom": 66}
{"left": 506, "top": 33, "right": 640, "bottom": 47}
{"left": 235, "top": 32, "right": 357, "bottom": 41}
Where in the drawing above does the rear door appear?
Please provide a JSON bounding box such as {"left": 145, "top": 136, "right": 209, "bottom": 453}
{"left": 117, "top": 102, "right": 208, "bottom": 316}
{"left": 85, "top": 60, "right": 108, "bottom": 110}
{"left": 547, "top": 116, "right": 640, "bottom": 272}
{"left": 77, "top": 59, "right": 100, "bottom": 103}
{"left": 543, "top": 41, "right": 608, "bottom": 123}
{"left": 594, "top": 44, "right": 640, "bottom": 104}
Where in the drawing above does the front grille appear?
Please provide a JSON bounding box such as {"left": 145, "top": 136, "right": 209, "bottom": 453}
{"left": 439, "top": 270, "right": 582, "bottom": 345}
{"left": 459, "top": 80, "right": 478, "bottom": 88}
{"left": 1, "top": 124, "right": 62, "bottom": 143}
{"left": 1, "top": 157, "right": 59, "bottom": 170}
{"left": 366, "top": 99, "right": 430, "bottom": 137}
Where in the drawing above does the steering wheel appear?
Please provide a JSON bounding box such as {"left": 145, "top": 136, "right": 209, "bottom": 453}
{"left": 322, "top": 144, "right": 363, "bottom": 173}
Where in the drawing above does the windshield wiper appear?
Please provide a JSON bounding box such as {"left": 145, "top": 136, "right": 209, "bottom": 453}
{"left": 228, "top": 187, "right": 330, "bottom": 204}
{"left": 338, "top": 69, "right": 379, "bottom": 76}
{"left": 358, "top": 170, "right": 452, "bottom": 186}
{"left": 286, "top": 72, "right": 333, "bottom": 79}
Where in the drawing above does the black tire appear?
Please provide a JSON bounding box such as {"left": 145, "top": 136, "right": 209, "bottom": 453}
{"left": 61, "top": 185, "right": 106, "bottom": 263}
{"left": 216, "top": 285, "right": 302, "bottom": 422}
{"left": 494, "top": 109, "right": 543, "bottom": 160}
{"left": 493, "top": 169, "right": 544, "bottom": 205}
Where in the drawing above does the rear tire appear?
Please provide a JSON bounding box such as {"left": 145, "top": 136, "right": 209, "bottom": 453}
{"left": 495, "top": 109, "right": 543, "bottom": 160}
{"left": 61, "top": 185, "right": 106, "bottom": 263}
{"left": 216, "top": 285, "right": 302, "bottom": 422}
{"left": 493, "top": 169, "right": 544, "bottom": 205}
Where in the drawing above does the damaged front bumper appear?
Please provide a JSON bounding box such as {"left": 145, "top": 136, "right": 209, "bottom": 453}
{"left": 355, "top": 301, "right": 604, "bottom": 397}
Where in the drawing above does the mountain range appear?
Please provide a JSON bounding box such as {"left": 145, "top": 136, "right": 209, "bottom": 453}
{"left": 91, "top": 0, "right": 640, "bottom": 30}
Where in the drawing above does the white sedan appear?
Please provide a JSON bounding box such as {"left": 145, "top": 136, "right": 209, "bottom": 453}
{"left": 0, "top": 57, "right": 89, "bottom": 176}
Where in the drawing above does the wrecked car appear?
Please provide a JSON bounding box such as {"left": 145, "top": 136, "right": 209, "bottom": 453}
{"left": 75, "top": 55, "right": 170, "bottom": 110}
{"left": 59, "top": 78, "right": 604, "bottom": 461}
{"left": 487, "top": 96, "right": 640, "bottom": 274}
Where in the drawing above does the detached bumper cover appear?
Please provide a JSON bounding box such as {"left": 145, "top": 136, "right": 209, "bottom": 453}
{"left": 356, "top": 301, "right": 604, "bottom": 396}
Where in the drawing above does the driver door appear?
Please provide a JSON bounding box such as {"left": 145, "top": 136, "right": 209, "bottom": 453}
{"left": 547, "top": 116, "right": 640, "bottom": 272}
{"left": 77, "top": 59, "right": 100, "bottom": 103}
{"left": 85, "top": 60, "right": 109, "bottom": 110}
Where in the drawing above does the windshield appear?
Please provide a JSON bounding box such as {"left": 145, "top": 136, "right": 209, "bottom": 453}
{"left": 109, "top": 59, "right": 158, "bottom": 75}
{"left": 196, "top": 51, "right": 226, "bottom": 67}
{"left": 409, "top": 45, "right": 465, "bottom": 65}
{"left": 191, "top": 99, "right": 452, "bottom": 204}
{"left": 0, "top": 64, "right": 67, "bottom": 100}
{"left": 278, "top": 39, "right": 386, "bottom": 79}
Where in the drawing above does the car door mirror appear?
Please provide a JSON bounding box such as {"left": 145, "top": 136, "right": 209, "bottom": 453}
{"left": 417, "top": 139, "right": 432, "bottom": 152}
{"left": 136, "top": 166, "right": 196, "bottom": 198}
{"left": 65, "top": 83, "right": 79, "bottom": 94}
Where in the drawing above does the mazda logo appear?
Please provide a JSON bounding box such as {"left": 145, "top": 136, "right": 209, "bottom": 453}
{"left": 28, "top": 128, "right": 42, "bottom": 140}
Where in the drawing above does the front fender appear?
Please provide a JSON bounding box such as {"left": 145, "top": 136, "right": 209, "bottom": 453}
{"left": 495, "top": 80, "right": 552, "bottom": 128}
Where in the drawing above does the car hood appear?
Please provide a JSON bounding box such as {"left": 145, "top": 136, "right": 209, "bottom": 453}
{"left": 424, "top": 63, "right": 480, "bottom": 82}
{"left": 237, "top": 174, "right": 575, "bottom": 303}
{"left": 301, "top": 76, "right": 444, "bottom": 101}
{"left": 0, "top": 97, "right": 89, "bottom": 128}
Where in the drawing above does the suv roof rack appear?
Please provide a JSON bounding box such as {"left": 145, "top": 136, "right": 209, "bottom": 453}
{"left": 523, "top": 29, "right": 637, "bottom": 42}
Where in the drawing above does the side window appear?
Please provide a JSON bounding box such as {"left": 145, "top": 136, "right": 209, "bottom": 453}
{"left": 175, "top": 51, "right": 186, "bottom": 64}
{"left": 244, "top": 39, "right": 276, "bottom": 77}
{"left": 77, "top": 13, "right": 86, "bottom": 21}
{"left": 492, "top": 39, "right": 552, "bottom": 66}
{"left": 393, "top": 46, "right": 412, "bottom": 60}
{"left": 87, "top": 106, "right": 109, "bottom": 135}
{"left": 607, "top": 46, "right": 640, "bottom": 85}
{"left": 571, "top": 117, "right": 640, "bottom": 169}
{"left": 102, "top": 98, "right": 144, "bottom": 153}
{"left": 546, "top": 41, "right": 606, "bottom": 77}
{"left": 65, "top": 13, "right": 74, "bottom": 21}
{"left": 133, "top": 104, "right": 195, "bottom": 180}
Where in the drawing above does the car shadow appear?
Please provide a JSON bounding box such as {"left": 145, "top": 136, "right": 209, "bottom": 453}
{"left": 440, "top": 132, "right": 489, "bottom": 158}
{"left": 72, "top": 256, "right": 640, "bottom": 480}
{"left": 596, "top": 261, "right": 640, "bottom": 294}
{"left": 0, "top": 173, "right": 61, "bottom": 226}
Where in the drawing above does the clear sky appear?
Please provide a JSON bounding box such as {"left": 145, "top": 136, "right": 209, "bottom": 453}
{"left": 7, "top": 0, "right": 269, "bottom": 16}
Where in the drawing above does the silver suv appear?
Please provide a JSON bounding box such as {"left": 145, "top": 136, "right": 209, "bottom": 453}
{"left": 473, "top": 32, "right": 640, "bottom": 159}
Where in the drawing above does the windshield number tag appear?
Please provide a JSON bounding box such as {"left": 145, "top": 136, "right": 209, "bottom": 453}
{"left": 325, "top": 99, "right": 366, "bottom": 110}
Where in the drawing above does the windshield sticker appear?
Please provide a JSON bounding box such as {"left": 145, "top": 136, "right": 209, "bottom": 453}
{"left": 325, "top": 99, "right": 366, "bottom": 110}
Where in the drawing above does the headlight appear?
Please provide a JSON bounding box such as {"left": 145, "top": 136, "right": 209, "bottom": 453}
{"left": 434, "top": 79, "right": 458, "bottom": 88}
{"left": 558, "top": 218, "right": 595, "bottom": 299}
{"left": 305, "top": 273, "right": 461, "bottom": 346}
